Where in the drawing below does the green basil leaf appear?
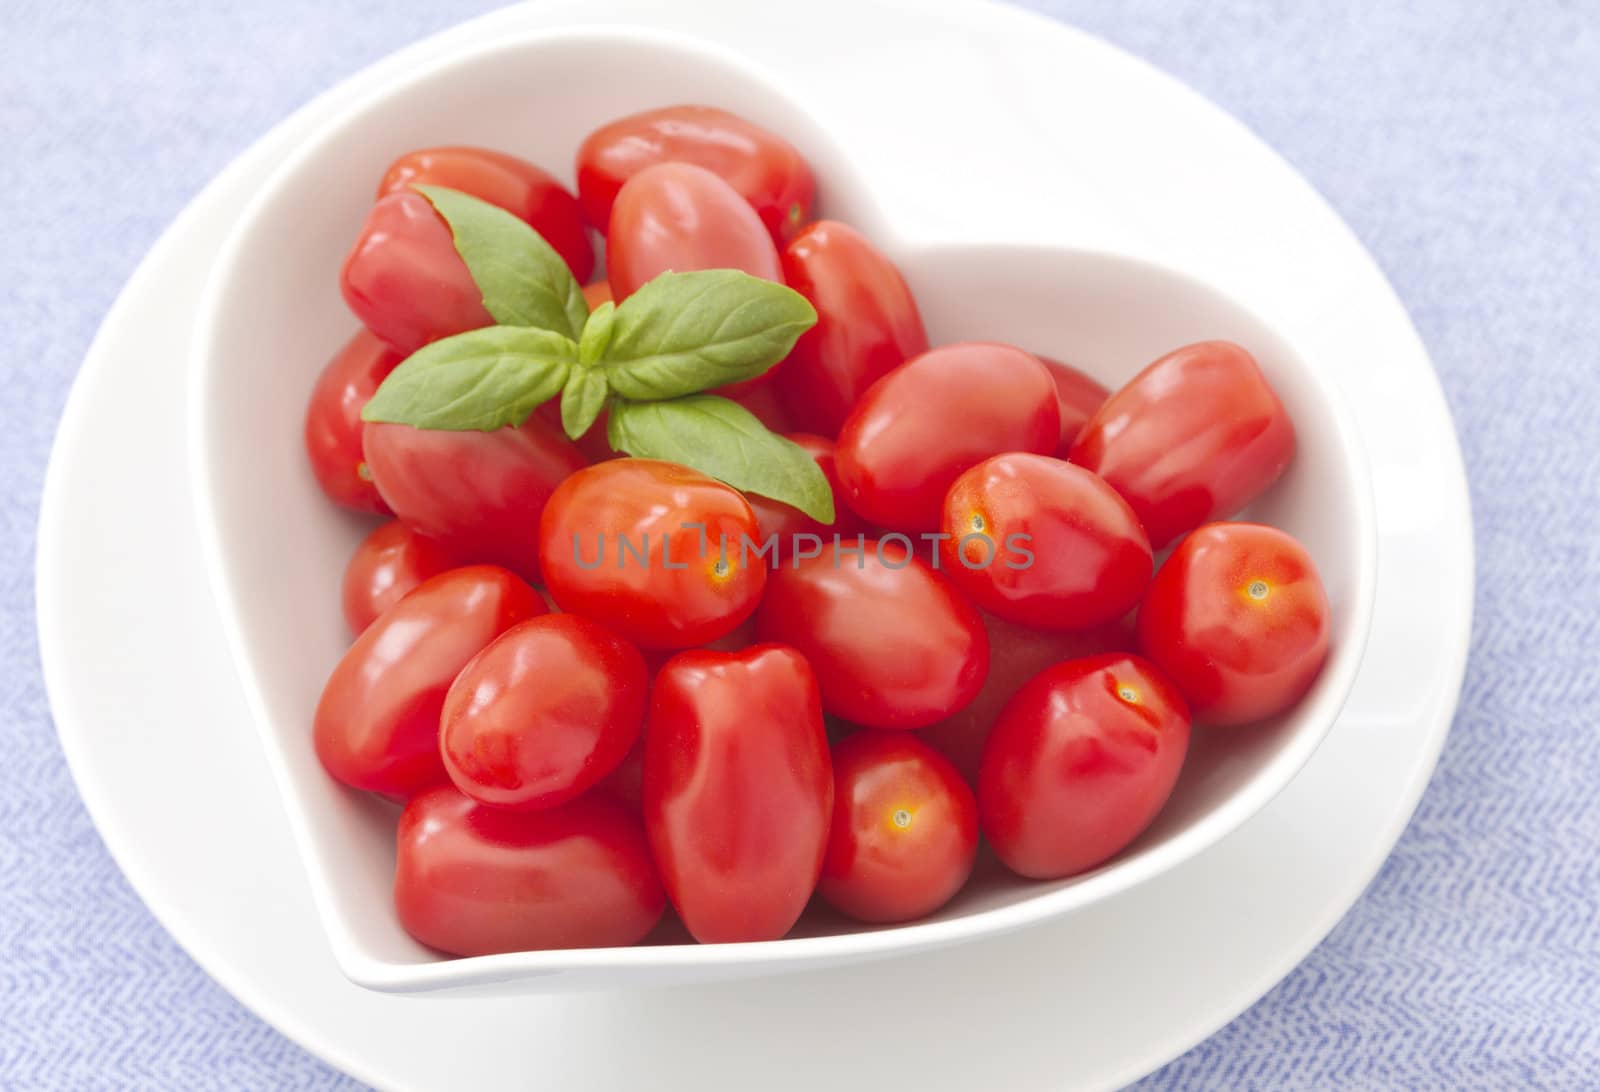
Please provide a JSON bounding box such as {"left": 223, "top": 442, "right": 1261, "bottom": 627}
{"left": 361, "top": 325, "right": 574, "bottom": 431}
{"left": 578, "top": 301, "right": 615, "bottom": 366}
{"left": 560, "top": 367, "right": 609, "bottom": 441}
{"left": 607, "top": 395, "right": 835, "bottom": 523}
{"left": 601, "top": 270, "right": 817, "bottom": 400}
{"left": 417, "top": 184, "right": 588, "bottom": 340}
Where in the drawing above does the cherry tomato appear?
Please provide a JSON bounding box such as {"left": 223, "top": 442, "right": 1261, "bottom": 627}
{"left": 920, "top": 611, "right": 1136, "bottom": 784}
{"left": 538, "top": 459, "right": 767, "bottom": 649}
{"left": 755, "top": 539, "right": 989, "bottom": 729}
{"left": 605, "top": 162, "right": 782, "bottom": 301}
{"left": 598, "top": 739, "right": 645, "bottom": 812}
{"left": 581, "top": 278, "right": 613, "bottom": 310}
{"left": 577, "top": 104, "right": 815, "bottom": 245}
{"left": 777, "top": 221, "right": 929, "bottom": 436}
{"left": 395, "top": 786, "right": 663, "bottom": 956}
{"left": 303, "top": 330, "right": 402, "bottom": 513}
{"left": 836, "top": 343, "right": 1059, "bottom": 532}
{"left": 940, "top": 454, "right": 1152, "bottom": 631}
{"left": 531, "top": 399, "right": 615, "bottom": 464}
{"left": 314, "top": 565, "right": 544, "bottom": 796}
{"left": 1037, "top": 355, "right": 1109, "bottom": 455}
{"left": 340, "top": 520, "right": 457, "bottom": 633}
{"left": 727, "top": 380, "right": 797, "bottom": 434}
{"left": 339, "top": 191, "right": 493, "bottom": 355}
{"left": 1137, "top": 522, "right": 1330, "bottom": 726}
{"left": 817, "top": 731, "right": 977, "bottom": 923}
{"left": 362, "top": 415, "right": 587, "bottom": 583}
{"left": 978, "top": 653, "right": 1190, "bottom": 880}
{"left": 1069, "top": 340, "right": 1295, "bottom": 548}
{"left": 644, "top": 645, "right": 832, "bottom": 943}
{"left": 746, "top": 434, "right": 870, "bottom": 548}
{"left": 440, "top": 614, "right": 647, "bottom": 810}
{"left": 377, "top": 146, "right": 593, "bottom": 282}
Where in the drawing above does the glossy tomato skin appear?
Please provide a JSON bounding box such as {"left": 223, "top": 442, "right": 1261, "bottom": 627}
{"left": 606, "top": 162, "right": 782, "bottom": 302}
{"left": 1038, "top": 355, "right": 1109, "bottom": 455}
{"left": 777, "top": 221, "right": 929, "bottom": 436}
{"left": 978, "top": 653, "right": 1190, "bottom": 880}
{"left": 362, "top": 415, "right": 587, "bottom": 583}
{"left": 818, "top": 731, "right": 977, "bottom": 923}
{"left": 1069, "top": 340, "right": 1295, "bottom": 548}
{"left": 538, "top": 459, "right": 767, "bottom": 649}
{"left": 440, "top": 614, "right": 648, "bottom": 811}
{"left": 303, "top": 330, "right": 402, "bottom": 513}
{"left": 340, "top": 520, "right": 457, "bottom": 633}
{"left": 920, "top": 611, "right": 1136, "bottom": 784}
{"left": 395, "top": 785, "right": 663, "bottom": 956}
{"left": 314, "top": 565, "right": 544, "bottom": 796}
{"left": 577, "top": 105, "right": 815, "bottom": 245}
{"left": 377, "top": 146, "right": 593, "bottom": 282}
{"left": 746, "top": 434, "right": 870, "bottom": 546}
{"left": 836, "top": 343, "right": 1060, "bottom": 533}
{"left": 643, "top": 645, "right": 832, "bottom": 943}
{"left": 940, "top": 454, "right": 1152, "bottom": 631}
{"left": 339, "top": 191, "right": 493, "bottom": 355}
{"left": 755, "top": 539, "right": 989, "bottom": 729}
{"left": 1137, "top": 522, "right": 1330, "bottom": 725}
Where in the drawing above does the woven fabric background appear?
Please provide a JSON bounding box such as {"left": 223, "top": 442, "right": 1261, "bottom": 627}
{"left": 2, "top": 1, "right": 1596, "bottom": 1087}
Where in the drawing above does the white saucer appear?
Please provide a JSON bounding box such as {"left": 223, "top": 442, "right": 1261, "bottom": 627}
{"left": 36, "top": 1, "right": 1472, "bottom": 1089}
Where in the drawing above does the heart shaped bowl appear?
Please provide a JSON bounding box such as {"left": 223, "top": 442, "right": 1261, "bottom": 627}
{"left": 190, "top": 25, "right": 1377, "bottom": 995}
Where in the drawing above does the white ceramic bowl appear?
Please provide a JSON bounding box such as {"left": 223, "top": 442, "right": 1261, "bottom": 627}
{"left": 190, "top": 25, "right": 1376, "bottom": 996}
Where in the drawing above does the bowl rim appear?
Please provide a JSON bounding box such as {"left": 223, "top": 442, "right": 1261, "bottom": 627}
{"left": 189, "top": 22, "right": 1379, "bottom": 993}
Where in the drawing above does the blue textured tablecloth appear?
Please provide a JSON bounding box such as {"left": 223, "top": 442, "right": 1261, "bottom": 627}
{"left": 3, "top": 1, "right": 1596, "bottom": 1087}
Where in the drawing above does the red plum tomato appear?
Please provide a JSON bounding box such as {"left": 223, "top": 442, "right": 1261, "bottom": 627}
{"left": 818, "top": 731, "right": 977, "bottom": 923}
{"left": 362, "top": 415, "right": 587, "bottom": 583}
{"left": 314, "top": 565, "right": 544, "bottom": 796}
{"left": 643, "top": 645, "right": 832, "bottom": 943}
{"left": 777, "top": 221, "right": 929, "bottom": 436}
{"left": 581, "top": 278, "right": 613, "bottom": 310}
{"left": 745, "top": 433, "right": 870, "bottom": 547}
{"left": 978, "top": 653, "right": 1190, "bottom": 880}
{"left": 1037, "top": 354, "right": 1109, "bottom": 454}
{"left": 940, "top": 454, "right": 1152, "bottom": 631}
{"left": 340, "top": 520, "right": 457, "bottom": 634}
{"left": 1069, "top": 340, "right": 1295, "bottom": 548}
{"left": 537, "top": 459, "right": 767, "bottom": 649}
{"left": 303, "top": 329, "right": 402, "bottom": 514}
{"left": 727, "top": 380, "right": 797, "bottom": 434}
{"left": 1137, "top": 522, "right": 1330, "bottom": 726}
{"left": 395, "top": 786, "right": 663, "bottom": 956}
{"left": 920, "top": 611, "right": 1136, "bottom": 784}
{"left": 377, "top": 146, "right": 593, "bottom": 281}
{"left": 836, "top": 343, "right": 1059, "bottom": 532}
{"left": 755, "top": 539, "right": 989, "bottom": 729}
{"left": 577, "top": 104, "right": 815, "bottom": 245}
{"left": 339, "top": 191, "right": 493, "bottom": 355}
{"left": 605, "top": 162, "right": 782, "bottom": 302}
{"left": 440, "top": 614, "right": 648, "bottom": 811}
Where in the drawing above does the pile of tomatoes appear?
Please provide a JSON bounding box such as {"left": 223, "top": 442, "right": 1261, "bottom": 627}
{"left": 303, "top": 105, "right": 1331, "bottom": 957}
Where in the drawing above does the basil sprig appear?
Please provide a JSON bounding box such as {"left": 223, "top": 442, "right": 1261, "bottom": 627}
{"left": 416, "top": 184, "right": 588, "bottom": 340}
{"left": 361, "top": 326, "right": 573, "bottom": 431}
{"left": 601, "top": 269, "right": 815, "bottom": 400}
{"left": 359, "top": 186, "right": 828, "bottom": 517}
{"left": 609, "top": 396, "right": 834, "bottom": 524}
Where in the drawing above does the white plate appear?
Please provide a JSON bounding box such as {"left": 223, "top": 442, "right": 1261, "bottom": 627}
{"left": 36, "top": 0, "right": 1472, "bottom": 1088}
